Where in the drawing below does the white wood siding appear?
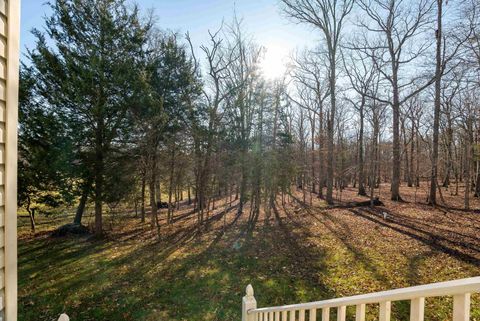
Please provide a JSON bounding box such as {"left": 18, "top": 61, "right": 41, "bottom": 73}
{"left": 2, "top": 0, "right": 20, "bottom": 320}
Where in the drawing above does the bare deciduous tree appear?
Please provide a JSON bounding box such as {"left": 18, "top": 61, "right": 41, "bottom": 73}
{"left": 281, "top": 0, "right": 354, "bottom": 204}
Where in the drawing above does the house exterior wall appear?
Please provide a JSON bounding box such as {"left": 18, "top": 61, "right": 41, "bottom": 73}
{"left": 0, "top": 0, "right": 20, "bottom": 320}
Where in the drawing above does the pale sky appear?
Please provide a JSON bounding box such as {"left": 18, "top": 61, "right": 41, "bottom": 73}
{"left": 20, "top": 0, "right": 318, "bottom": 79}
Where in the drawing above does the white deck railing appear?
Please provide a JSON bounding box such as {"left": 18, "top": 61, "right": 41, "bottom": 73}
{"left": 242, "top": 277, "right": 480, "bottom": 321}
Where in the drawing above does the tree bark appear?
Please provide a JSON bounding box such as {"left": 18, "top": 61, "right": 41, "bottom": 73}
{"left": 94, "top": 118, "right": 104, "bottom": 237}
{"left": 26, "top": 195, "right": 36, "bottom": 233}
{"left": 318, "top": 102, "right": 324, "bottom": 198}
{"left": 391, "top": 65, "right": 402, "bottom": 201}
{"left": 465, "top": 116, "right": 474, "bottom": 209}
{"left": 168, "top": 144, "right": 176, "bottom": 224}
{"left": 140, "top": 171, "right": 146, "bottom": 222}
{"left": 74, "top": 179, "right": 91, "bottom": 225}
{"left": 326, "top": 56, "right": 336, "bottom": 204}
{"left": 358, "top": 95, "right": 366, "bottom": 196}
{"left": 429, "top": 0, "right": 443, "bottom": 205}
{"left": 408, "top": 118, "right": 415, "bottom": 187}
{"left": 149, "top": 150, "right": 159, "bottom": 229}
{"left": 310, "top": 112, "right": 316, "bottom": 194}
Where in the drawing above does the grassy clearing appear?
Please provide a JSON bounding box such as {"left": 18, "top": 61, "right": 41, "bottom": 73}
{"left": 19, "top": 185, "right": 480, "bottom": 321}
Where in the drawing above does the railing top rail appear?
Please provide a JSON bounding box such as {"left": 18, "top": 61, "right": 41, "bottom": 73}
{"left": 249, "top": 276, "right": 480, "bottom": 314}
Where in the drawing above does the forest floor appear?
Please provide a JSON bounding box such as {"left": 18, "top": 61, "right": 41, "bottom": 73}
{"left": 18, "top": 183, "right": 480, "bottom": 321}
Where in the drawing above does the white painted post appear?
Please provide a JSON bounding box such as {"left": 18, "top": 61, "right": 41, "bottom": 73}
{"left": 356, "top": 304, "right": 366, "bottom": 321}
{"left": 289, "top": 310, "right": 295, "bottom": 321}
{"left": 300, "top": 309, "right": 305, "bottom": 321}
{"left": 322, "top": 307, "right": 330, "bottom": 321}
{"left": 3, "top": 0, "right": 21, "bottom": 320}
{"left": 58, "top": 314, "right": 70, "bottom": 321}
{"left": 337, "top": 306, "right": 346, "bottom": 321}
{"left": 243, "top": 285, "right": 257, "bottom": 321}
{"left": 410, "top": 297, "right": 425, "bottom": 321}
{"left": 453, "top": 293, "right": 470, "bottom": 321}
{"left": 309, "top": 308, "right": 317, "bottom": 321}
{"left": 379, "top": 301, "right": 391, "bottom": 321}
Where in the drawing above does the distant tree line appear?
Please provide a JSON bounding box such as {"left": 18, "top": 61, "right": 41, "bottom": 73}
{"left": 19, "top": 0, "right": 480, "bottom": 236}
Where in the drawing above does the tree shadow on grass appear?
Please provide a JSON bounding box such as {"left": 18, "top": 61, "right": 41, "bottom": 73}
{"left": 19, "top": 202, "right": 251, "bottom": 321}
{"left": 347, "top": 207, "right": 480, "bottom": 266}
{"left": 20, "top": 198, "right": 341, "bottom": 321}
{"left": 305, "top": 208, "right": 392, "bottom": 287}
{"left": 270, "top": 202, "right": 336, "bottom": 298}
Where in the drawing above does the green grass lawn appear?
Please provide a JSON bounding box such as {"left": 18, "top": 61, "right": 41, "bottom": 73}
{"left": 18, "top": 187, "right": 480, "bottom": 321}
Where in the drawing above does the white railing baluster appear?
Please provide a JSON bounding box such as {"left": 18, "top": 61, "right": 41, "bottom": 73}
{"left": 453, "top": 293, "right": 470, "bottom": 321}
{"left": 337, "top": 306, "right": 346, "bottom": 321}
{"left": 322, "top": 307, "right": 330, "bottom": 321}
{"left": 355, "top": 304, "right": 365, "bottom": 321}
{"left": 244, "top": 277, "right": 480, "bottom": 321}
{"left": 410, "top": 297, "right": 424, "bottom": 321}
{"left": 289, "top": 310, "right": 295, "bottom": 321}
{"left": 300, "top": 309, "right": 305, "bottom": 321}
{"left": 379, "top": 301, "right": 391, "bottom": 321}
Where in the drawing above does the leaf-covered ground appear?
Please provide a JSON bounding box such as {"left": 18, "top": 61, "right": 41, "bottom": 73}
{"left": 19, "top": 184, "right": 480, "bottom": 321}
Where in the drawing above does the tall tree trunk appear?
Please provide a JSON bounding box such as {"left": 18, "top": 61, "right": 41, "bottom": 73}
{"left": 465, "top": 116, "right": 473, "bottom": 209}
{"left": 326, "top": 57, "right": 336, "bottom": 204}
{"left": 238, "top": 148, "right": 248, "bottom": 215}
{"left": 391, "top": 65, "right": 402, "bottom": 201}
{"left": 310, "top": 113, "right": 316, "bottom": 193}
{"left": 475, "top": 123, "right": 480, "bottom": 197}
{"left": 168, "top": 145, "right": 175, "bottom": 224}
{"left": 26, "top": 195, "right": 36, "bottom": 233}
{"left": 408, "top": 118, "right": 415, "bottom": 187}
{"left": 370, "top": 120, "right": 379, "bottom": 206}
{"left": 167, "top": 142, "right": 176, "bottom": 224}
{"left": 429, "top": 0, "right": 443, "bottom": 205}
{"left": 402, "top": 119, "right": 410, "bottom": 184}
{"left": 416, "top": 118, "right": 421, "bottom": 187}
{"left": 465, "top": 141, "right": 471, "bottom": 210}
{"left": 94, "top": 121, "right": 104, "bottom": 237}
{"left": 149, "top": 151, "right": 158, "bottom": 229}
{"left": 318, "top": 103, "right": 324, "bottom": 198}
{"left": 358, "top": 96, "right": 366, "bottom": 196}
{"left": 74, "top": 179, "right": 91, "bottom": 225}
{"left": 140, "top": 171, "right": 146, "bottom": 223}
{"left": 155, "top": 179, "right": 161, "bottom": 206}
{"left": 475, "top": 165, "right": 480, "bottom": 197}
{"left": 443, "top": 112, "right": 453, "bottom": 187}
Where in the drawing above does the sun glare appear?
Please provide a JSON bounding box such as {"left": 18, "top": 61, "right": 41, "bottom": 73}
{"left": 260, "top": 43, "right": 289, "bottom": 80}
